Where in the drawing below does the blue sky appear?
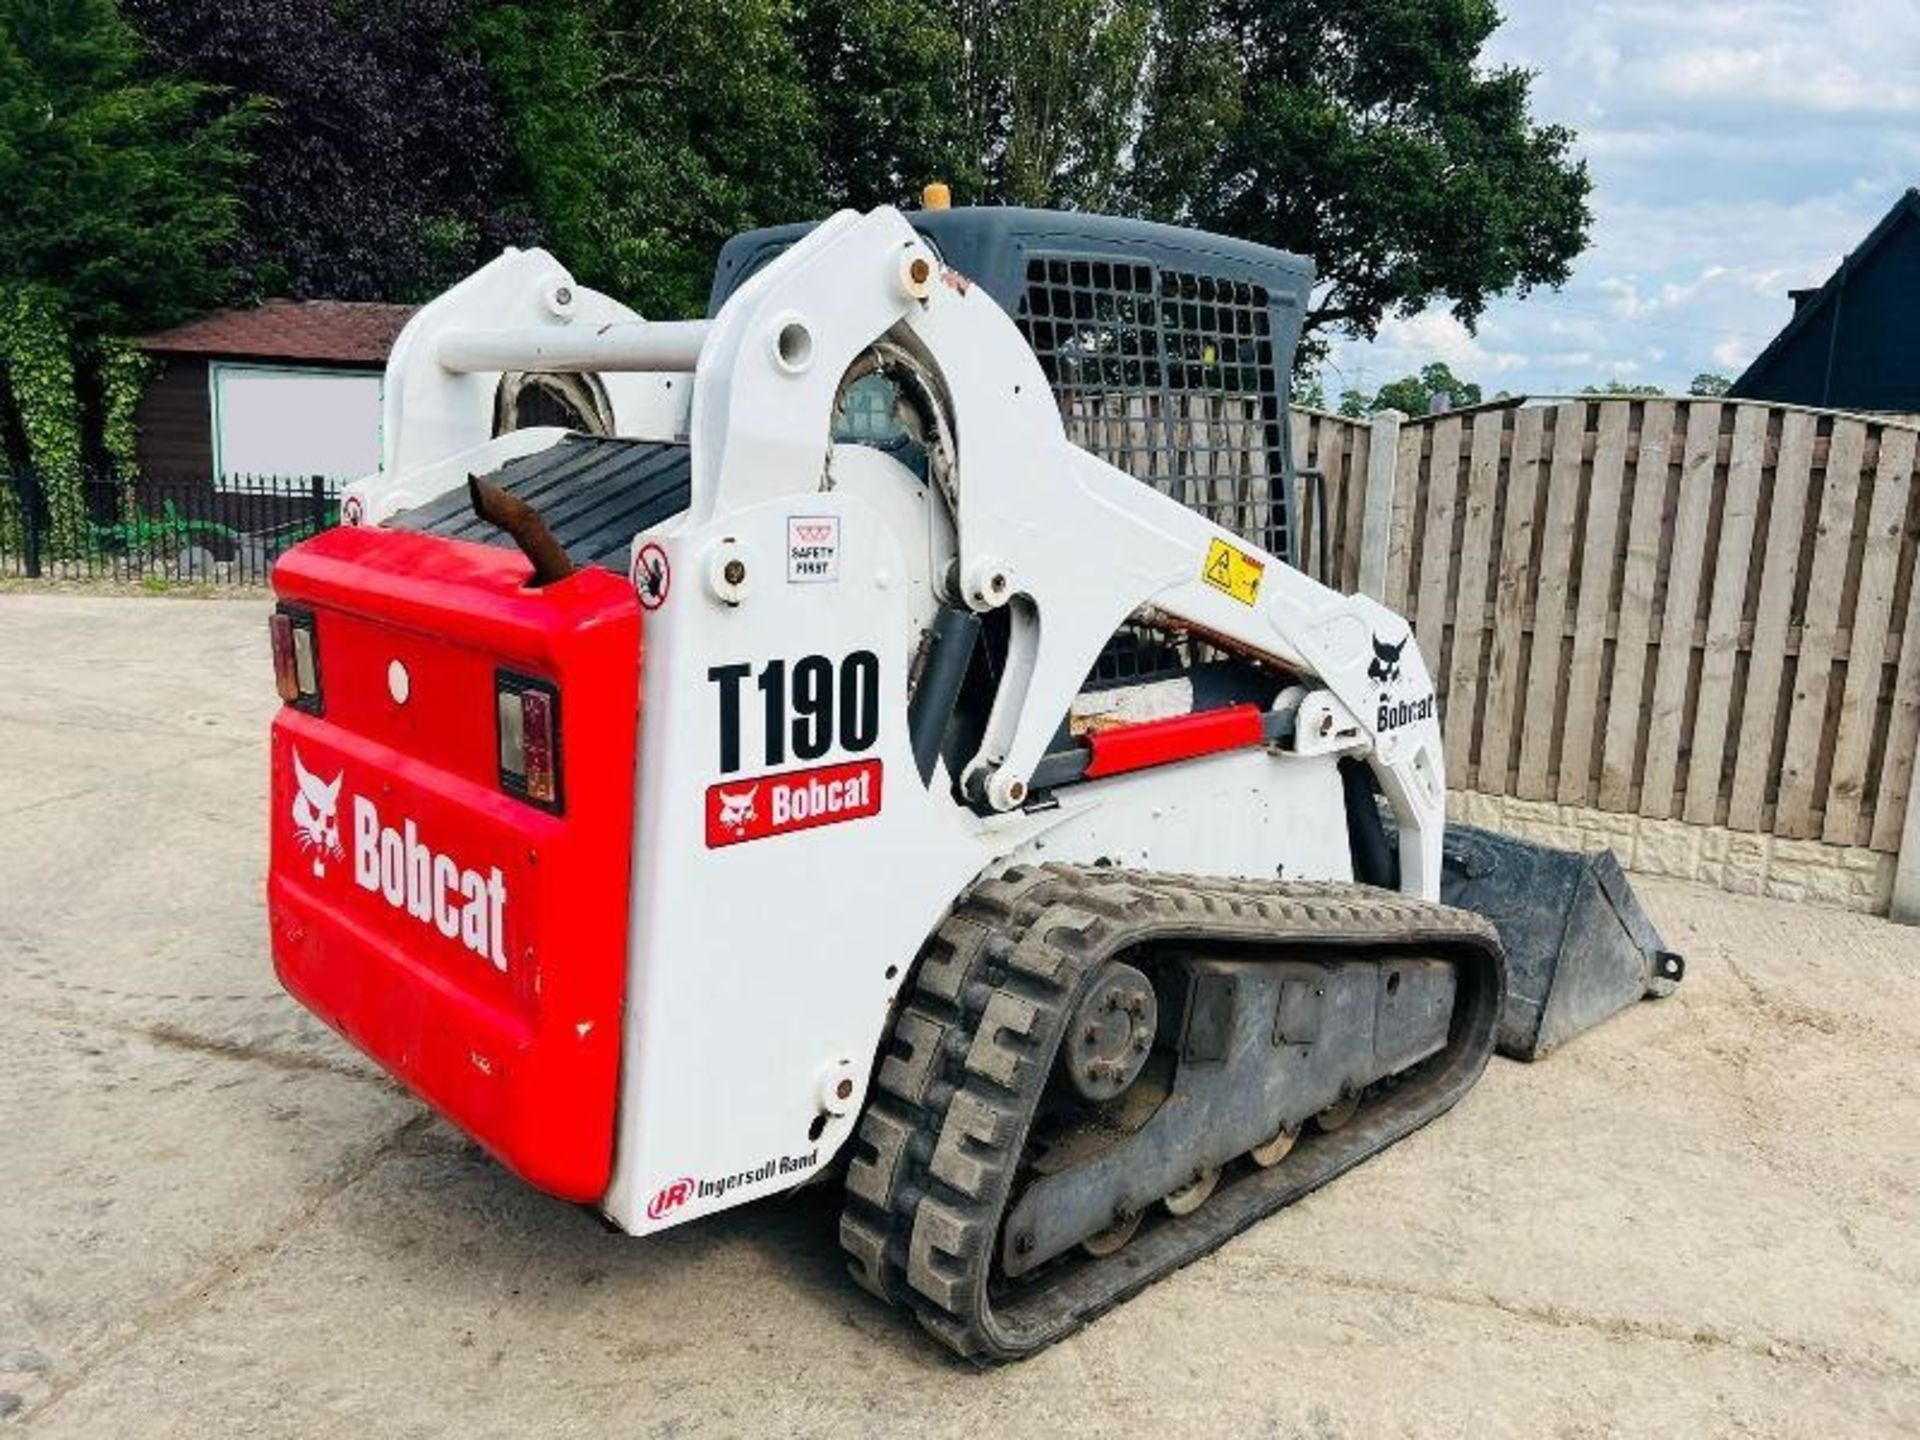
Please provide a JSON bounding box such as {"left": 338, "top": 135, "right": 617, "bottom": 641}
{"left": 1321, "top": 0, "right": 1920, "bottom": 400}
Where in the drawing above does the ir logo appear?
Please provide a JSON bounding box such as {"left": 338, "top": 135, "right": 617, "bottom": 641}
{"left": 647, "top": 1177, "right": 695, "bottom": 1221}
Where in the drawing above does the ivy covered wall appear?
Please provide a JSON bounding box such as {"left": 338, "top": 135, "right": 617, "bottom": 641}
{"left": 0, "top": 289, "right": 147, "bottom": 556}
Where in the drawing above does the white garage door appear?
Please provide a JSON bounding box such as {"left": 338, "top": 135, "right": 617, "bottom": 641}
{"left": 211, "top": 362, "right": 383, "bottom": 486}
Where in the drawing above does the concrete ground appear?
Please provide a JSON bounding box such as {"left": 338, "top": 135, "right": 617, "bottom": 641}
{"left": 2, "top": 591, "right": 1917, "bottom": 1439}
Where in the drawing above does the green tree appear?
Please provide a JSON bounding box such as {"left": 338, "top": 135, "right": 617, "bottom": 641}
{"left": 796, "top": 0, "right": 1154, "bottom": 211}
{"left": 1130, "top": 0, "right": 1591, "bottom": 365}
{"left": 1126, "top": 0, "right": 1243, "bottom": 220}
{"left": 1371, "top": 362, "right": 1482, "bottom": 414}
{"left": 989, "top": 0, "right": 1152, "bottom": 208}
{"left": 795, "top": 0, "right": 974, "bottom": 209}
{"left": 472, "top": 0, "right": 824, "bottom": 319}
{"left": 0, "top": 0, "right": 256, "bottom": 546}
{"left": 1581, "top": 380, "right": 1662, "bottom": 396}
{"left": 1688, "top": 371, "right": 1732, "bottom": 397}
{"left": 127, "top": 0, "right": 535, "bottom": 305}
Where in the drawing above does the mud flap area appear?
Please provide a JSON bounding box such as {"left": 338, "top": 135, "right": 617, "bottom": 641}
{"left": 1437, "top": 824, "right": 1685, "bottom": 1061}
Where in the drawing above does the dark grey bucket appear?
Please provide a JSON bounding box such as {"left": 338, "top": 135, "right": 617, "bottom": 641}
{"left": 1438, "top": 824, "right": 1685, "bottom": 1061}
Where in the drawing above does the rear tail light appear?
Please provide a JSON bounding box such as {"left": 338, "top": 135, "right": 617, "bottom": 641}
{"left": 498, "top": 672, "right": 562, "bottom": 811}
{"left": 270, "top": 607, "right": 323, "bottom": 713}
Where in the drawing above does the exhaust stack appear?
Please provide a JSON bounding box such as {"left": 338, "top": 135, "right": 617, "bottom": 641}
{"left": 468, "top": 474, "right": 575, "bottom": 587}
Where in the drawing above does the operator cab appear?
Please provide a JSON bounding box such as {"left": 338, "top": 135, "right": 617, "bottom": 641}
{"left": 712, "top": 206, "right": 1315, "bottom": 573}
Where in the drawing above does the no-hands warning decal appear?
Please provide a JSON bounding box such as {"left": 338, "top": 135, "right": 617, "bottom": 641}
{"left": 632, "top": 541, "right": 671, "bottom": 610}
{"left": 1202, "top": 537, "right": 1264, "bottom": 606}
{"left": 706, "top": 759, "right": 883, "bottom": 847}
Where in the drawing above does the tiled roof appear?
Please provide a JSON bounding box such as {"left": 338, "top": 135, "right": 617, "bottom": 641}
{"left": 139, "top": 300, "right": 418, "bottom": 364}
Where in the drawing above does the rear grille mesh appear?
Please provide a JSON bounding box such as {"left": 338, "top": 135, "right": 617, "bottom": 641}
{"left": 1016, "top": 256, "right": 1291, "bottom": 563}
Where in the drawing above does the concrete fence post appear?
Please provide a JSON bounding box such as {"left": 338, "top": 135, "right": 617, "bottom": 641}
{"left": 1356, "top": 408, "right": 1404, "bottom": 602}
{"left": 1893, "top": 725, "right": 1920, "bottom": 924}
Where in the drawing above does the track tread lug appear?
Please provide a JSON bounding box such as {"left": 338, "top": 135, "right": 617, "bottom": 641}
{"left": 840, "top": 1211, "right": 898, "bottom": 1302}
{"left": 928, "top": 1090, "right": 1011, "bottom": 1199}
{"left": 846, "top": 1101, "right": 916, "bottom": 1208}
{"left": 965, "top": 991, "right": 1043, "bottom": 1090}
{"left": 907, "top": 1197, "right": 984, "bottom": 1312}
{"left": 877, "top": 1009, "right": 946, "bottom": 1105}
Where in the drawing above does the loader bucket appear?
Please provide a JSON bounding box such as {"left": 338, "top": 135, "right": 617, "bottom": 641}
{"left": 1437, "top": 825, "right": 1685, "bottom": 1061}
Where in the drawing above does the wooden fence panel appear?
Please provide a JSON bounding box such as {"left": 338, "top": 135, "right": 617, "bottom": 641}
{"left": 1290, "top": 409, "right": 1373, "bottom": 594}
{"left": 1340, "top": 423, "right": 1372, "bottom": 594}
{"left": 1683, "top": 403, "right": 1768, "bottom": 825}
{"left": 1560, "top": 401, "right": 1631, "bottom": 806}
{"left": 1874, "top": 559, "right": 1920, "bottom": 852}
{"left": 1444, "top": 411, "right": 1505, "bottom": 788}
{"left": 1777, "top": 418, "right": 1868, "bottom": 836}
{"left": 1826, "top": 426, "right": 1915, "bottom": 845}
{"left": 1277, "top": 398, "right": 1918, "bottom": 884}
{"left": 1599, "top": 400, "right": 1675, "bottom": 810}
{"left": 1478, "top": 404, "right": 1546, "bottom": 796}
{"left": 1727, "top": 410, "right": 1818, "bottom": 830}
{"left": 1640, "top": 401, "right": 1721, "bottom": 820}
{"left": 1413, "top": 414, "right": 1464, "bottom": 680}
{"left": 1386, "top": 419, "right": 1424, "bottom": 613}
{"left": 1517, "top": 404, "right": 1587, "bottom": 799}
{"left": 1291, "top": 413, "right": 1326, "bottom": 580}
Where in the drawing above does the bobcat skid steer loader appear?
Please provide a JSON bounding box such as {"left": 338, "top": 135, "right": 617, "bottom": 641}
{"left": 264, "top": 203, "right": 1683, "bottom": 1361}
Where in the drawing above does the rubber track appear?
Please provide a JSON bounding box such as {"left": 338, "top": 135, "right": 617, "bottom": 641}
{"left": 839, "top": 863, "right": 1505, "bottom": 1362}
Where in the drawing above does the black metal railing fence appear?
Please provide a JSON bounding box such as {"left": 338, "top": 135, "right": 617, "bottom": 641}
{"left": 1, "top": 470, "right": 339, "bottom": 585}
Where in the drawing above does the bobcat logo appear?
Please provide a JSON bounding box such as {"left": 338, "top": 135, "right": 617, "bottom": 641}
{"left": 715, "top": 785, "right": 758, "bottom": 837}
{"left": 291, "top": 750, "right": 344, "bottom": 877}
{"left": 1367, "top": 632, "right": 1408, "bottom": 688}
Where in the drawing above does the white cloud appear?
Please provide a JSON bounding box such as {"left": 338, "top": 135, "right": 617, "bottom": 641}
{"left": 1714, "top": 337, "right": 1754, "bottom": 369}
{"left": 1379, "top": 312, "right": 1527, "bottom": 375}
{"left": 1327, "top": 0, "right": 1920, "bottom": 395}
{"left": 1324, "top": 311, "right": 1529, "bottom": 397}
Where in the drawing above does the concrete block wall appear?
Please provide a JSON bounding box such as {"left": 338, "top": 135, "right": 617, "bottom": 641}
{"left": 1451, "top": 791, "right": 1898, "bottom": 916}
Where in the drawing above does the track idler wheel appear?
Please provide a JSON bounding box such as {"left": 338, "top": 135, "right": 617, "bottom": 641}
{"left": 1060, "top": 960, "right": 1156, "bottom": 1102}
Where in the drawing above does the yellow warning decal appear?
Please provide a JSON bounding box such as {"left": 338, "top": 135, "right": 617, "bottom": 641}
{"left": 1202, "top": 537, "right": 1264, "bottom": 606}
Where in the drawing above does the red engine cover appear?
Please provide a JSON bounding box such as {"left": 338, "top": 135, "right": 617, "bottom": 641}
{"left": 267, "top": 526, "right": 640, "bottom": 1202}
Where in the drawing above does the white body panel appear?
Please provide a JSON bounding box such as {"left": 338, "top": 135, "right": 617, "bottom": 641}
{"left": 356, "top": 248, "right": 691, "bottom": 519}
{"left": 354, "top": 208, "right": 1446, "bottom": 1235}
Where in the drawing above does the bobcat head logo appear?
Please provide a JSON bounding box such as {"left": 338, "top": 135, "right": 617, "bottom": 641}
{"left": 716, "top": 785, "right": 758, "bottom": 837}
{"left": 291, "top": 749, "right": 344, "bottom": 876}
{"left": 1368, "top": 632, "right": 1408, "bottom": 688}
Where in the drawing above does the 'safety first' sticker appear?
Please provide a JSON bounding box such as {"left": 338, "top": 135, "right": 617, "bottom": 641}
{"left": 1202, "top": 537, "right": 1264, "bottom": 605}
{"left": 787, "top": 516, "right": 840, "bottom": 583}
